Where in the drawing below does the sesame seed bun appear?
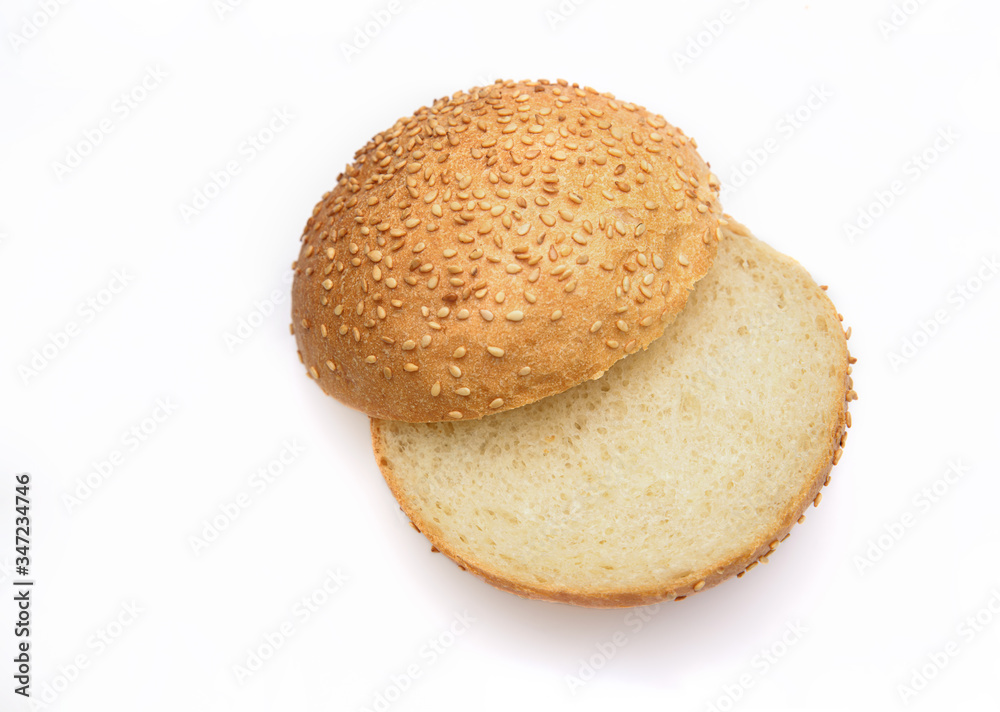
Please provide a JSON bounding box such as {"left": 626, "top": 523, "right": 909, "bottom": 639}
{"left": 291, "top": 79, "right": 722, "bottom": 422}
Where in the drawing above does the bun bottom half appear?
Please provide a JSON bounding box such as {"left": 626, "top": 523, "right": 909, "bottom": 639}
{"left": 372, "top": 218, "right": 853, "bottom": 607}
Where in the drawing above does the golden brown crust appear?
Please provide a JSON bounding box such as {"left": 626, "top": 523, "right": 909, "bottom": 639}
{"left": 369, "top": 218, "right": 855, "bottom": 607}
{"left": 292, "top": 79, "right": 721, "bottom": 422}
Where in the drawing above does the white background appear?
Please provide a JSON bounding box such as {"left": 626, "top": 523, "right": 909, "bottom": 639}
{"left": 2, "top": 0, "right": 999, "bottom": 710}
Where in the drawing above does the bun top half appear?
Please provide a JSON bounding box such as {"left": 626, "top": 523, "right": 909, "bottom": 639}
{"left": 292, "top": 79, "right": 722, "bottom": 422}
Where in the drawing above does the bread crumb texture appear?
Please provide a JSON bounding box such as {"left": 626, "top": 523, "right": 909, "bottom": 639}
{"left": 373, "top": 220, "right": 852, "bottom": 606}
{"left": 292, "top": 79, "right": 721, "bottom": 422}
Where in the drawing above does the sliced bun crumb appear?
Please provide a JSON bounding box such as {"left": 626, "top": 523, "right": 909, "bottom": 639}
{"left": 372, "top": 219, "right": 853, "bottom": 607}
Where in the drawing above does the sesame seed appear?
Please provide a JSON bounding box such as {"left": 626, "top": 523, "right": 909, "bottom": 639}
{"left": 455, "top": 387, "right": 471, "bottom": 396}
{"left": 590, "top": 321, "right": 602, "bottom": 333}
{"left": 448, "top": 411, "right": 463, "bottom": 419}
{"left": 678, "top": 254, "right": 690, "bottom": 266}
{"left": 308, "top": 365, "right": 318, "bottom": 378}
{"left": 518, "top": 367, "right": 531, "bottom": 376}
{"left": 325, "top": 360, "right": 336, "bottom": 371}
{"left": 506, "top": 264, "right": 522, "bottom": 274}
{"left": 693, "top": 581, "right": 706, "bottom": 592}
{"left": 480, "top": 310, "right": 495, "bottom": 321}
{"left": 368, "top": 250, "right": 383, "bottom": 262}
{"left": 487, "top": 346, "right": 505, "bottom": 357}
{"left": 506, "top": 310, "right": 524, "bottom": 322}
{"left": 490, "top": 398, "right": 504, "bottom": 409}
{"left": 616, "top": 320, "right": 629, "bottom": 332}
{"left": 453, "top": 347, "right": 467, "bottom": 358}
{"left": 606, "top": 340, "right": 620, "bottom": 349}
{"left": 431, "top": 382, "right": 441, "bottom": 396}
{"left": 382, "top": 367, "right": 392, "bottom": 379}
{"left": 551, "top": 310, "right": 563, "bottom": 321}
{"left": 365, "top": 355, "right": 376, "bottom": 364}
{"left": 403, "top": 363, "right": 419, "bottom": 372}
{"left": 449, "top": 365, "right": 462, "bottom": 378}
{"left": 437, "top": 307, "right": 450, "bottom": 318}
